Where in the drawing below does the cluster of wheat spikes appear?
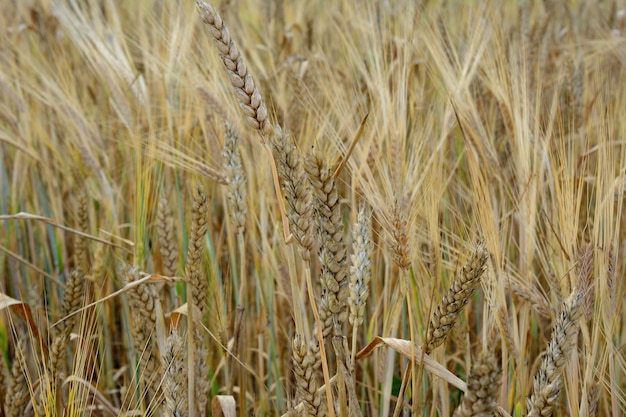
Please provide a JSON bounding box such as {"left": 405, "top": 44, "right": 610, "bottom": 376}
{"left": 1, "top": 0, "right": 625, "bottom": 416}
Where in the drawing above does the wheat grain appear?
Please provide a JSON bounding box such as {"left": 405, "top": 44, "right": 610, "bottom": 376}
{"left": 425, "top": 242, "right": 488, "bottom": 353}
{"left": 526, "top": 290, "right": 583, "bottom": 417}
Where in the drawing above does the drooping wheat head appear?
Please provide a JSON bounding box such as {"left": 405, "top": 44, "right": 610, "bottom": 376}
{"left": 195, "top": 1, "right": 272, "bottom": 138}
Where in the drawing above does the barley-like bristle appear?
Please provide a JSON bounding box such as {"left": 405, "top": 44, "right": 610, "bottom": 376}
{"left": 504, "top": 276, "right": 551, "bottom": 319}
{"left": 223, "top": 122, "right": 248, "bottom": 234}
{"left": 196, "top": 1, "right": 272, "bottom": 137}
{"left": 305, "top": 151, "right": 349, "bottom": 337}
{"left": 162, "top": 331, "right": 188, "bottom": 417}
{"left": 453, "top": 349, "right": 502, "bottom": 417}
{"left": 158, "top": 197, "right": 179, "bottom": 278}
{"left": 6, "top": 339, "right": 29, "bottom": 417}
{"left": 292, "top": 334, "right": 324, "bottom": 417}
{"left": 425, "top": 242, "right": 488, "bottom": 353}
{"left": 526, "top": 290, "right": 583, "bottom": 417}
{"left": 272, "top": 126, "right": 315, "bottom": 259}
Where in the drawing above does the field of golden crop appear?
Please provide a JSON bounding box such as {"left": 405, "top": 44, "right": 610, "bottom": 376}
{"left": 1, "top": 1, "right": 625, "bottom": 416}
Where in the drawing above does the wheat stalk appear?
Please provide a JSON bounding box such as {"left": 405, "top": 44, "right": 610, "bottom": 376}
{"left": 425, "top": 242, "right": 488, "bottom": 353}
{"left": 526, "top": 290, "right": 583, "bottom": 417}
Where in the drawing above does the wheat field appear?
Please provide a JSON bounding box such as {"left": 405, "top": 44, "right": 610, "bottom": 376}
{"left": 0, "top": 0, "right": 625, "bottom": 416}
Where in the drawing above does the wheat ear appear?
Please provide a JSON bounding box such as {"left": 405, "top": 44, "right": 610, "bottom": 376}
{"left": 272, "top": 126, "right": 315, "bottom": 259}
{"left": 305, "top": 151, "right": 349, "bottom": 338}
{"left": 162, "top": 331, "right": 188, "bottom": 417}
{"left": 121, "top": 265, "right": 162, "bottom": 408}
{"left": 75, "top": 191, "right": 90, "bottom": 273}
{"left": 292, "top": 334, "right": 324, "bottom": 417}
{"left": 425, "top": 242, "right": 488, "bottom": 353}
{"left": 158, "top": 197, "right": 179, "bottom": 278}
{"left": 195, "top": 1, "right": 271, "bottom": 138}
{"left": 576, "top": 243, "right": 594, "bottom": 321}
{"left": 526, "top": 290, "right": 583, "bottom": 417}
{"left": 390, "top": 200, "right": 412, "bottom": 270}
{"left": 453, "top": 349, "right": 502, "bottom": 417}
{"left": 223, "top": 122, "right": 248, "bottom": 234}
{"left": 49, "top": 268, "right": 85, "bottom": 378}
{"left": 184, "top": 189, "right": 210, "bottom": 416}
{"left": 0, "top": 347, "right": 8, "bottom": 412}
{"left": 348, "top": 206, "right": 372, "bottom": 366}
{"left": 5, "top": 339, "right": 29, "bottom": 417}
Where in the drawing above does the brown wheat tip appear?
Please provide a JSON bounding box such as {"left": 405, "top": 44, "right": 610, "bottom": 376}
{"left": 453, "top": 349, "right": 502, "bottom": 417}
{"left": 292, "top": 334, "right": 324, "bottom": 417}
{"left": 390, "top": 201, "right": 412, "bottom": 270}
{"left": 525, "top": 290, "right": 583, "bottom": 417}
{"left": 425, "top": 241, "right": 488, "bottom": 353}
{"left": 196, "top": 1, "right": 271, "bottom": 138}
{"left": 158, "top": 197, "right": 179, "bottom": 278}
